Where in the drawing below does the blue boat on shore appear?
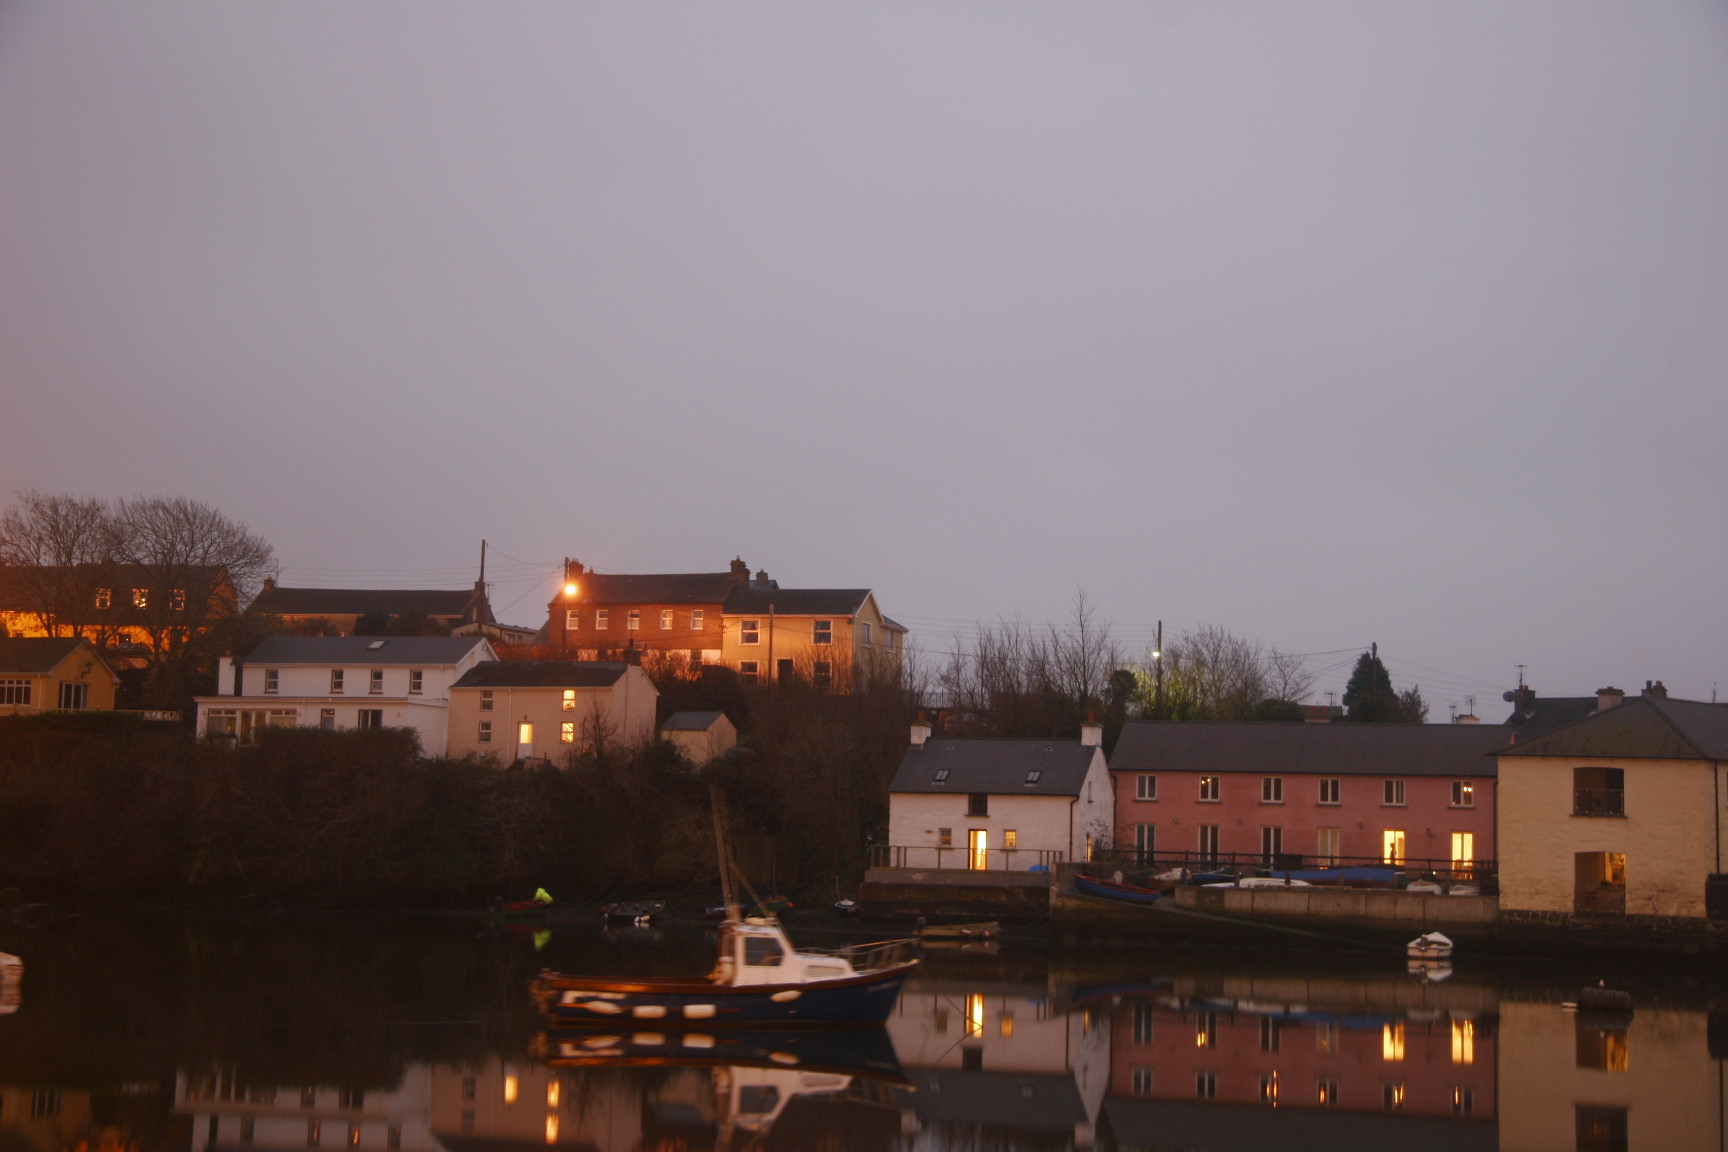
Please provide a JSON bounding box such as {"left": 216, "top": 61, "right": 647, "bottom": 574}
{"left": 1074, "top": 873, "right": 1163, "bottom": 905}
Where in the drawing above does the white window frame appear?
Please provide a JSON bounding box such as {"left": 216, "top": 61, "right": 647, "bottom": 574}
{"left": 738, "top": 660, "right": 759, "bottom": 685}
{"left": 1383, "top": 779, "right": 1406, "bottom": 806}
{"left": 595, "top": 610, "right": 609, "bottom": 631}
{"left": 1199, "top": 776, "right": 1220, "bottom": 802}
{"left": 369, "top": 669, "right": 384, "bottom": 695}
{"left": 740, "top": 620, "right": 760, "bottom": 645}
{"left": 562, "top": 689, "right": 576, "bottom": 711}
{"left": 479, "top": 690, "right": 494, "bottom": 712}
{"left": 691, "top": 609, "right": 705, "bottom": 630}
{"left": 264, "top": 668, "right": 279, "bottom": 694}
{"left": 0, "top": 679, "right": 32, "bottom": 706}
{"left": 627, "top": 610, "right": 640, "bottom": 630}
{"left": 330, "top": 669, "right": 345, "bottom": 694}
{"left": 1318, "top": 778, "right": 1341, "bottom": 805}
{"left": 1450, "top": 780, "right": 1474, "bottom": 808}
{"left": 560, "top": 722, "right": 575, "bottom": 744}
{"left": 478, "top": 721, "right": 492, "bottom": 743}
{"left": 1136, "top": 773, "right": 1157, "bottom": 801}
{"left": 566, "top": 609, "right": 579, "bottom": 630}
{"left": 660, "top": 609, "right": 673, "bottom": 629}
{"left": 408, "top": 669, "right": 423, "bottom": 695}
{"left": 812, "top": 619, "right": 833, "bottom": 645}
{"left": 1261, "top": 776, "right": 1283, "bottom": 803}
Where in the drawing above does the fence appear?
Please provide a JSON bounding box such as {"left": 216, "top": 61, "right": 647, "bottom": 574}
{"left": 869, "top": 844, "right": 1065, "bottom": 872}
{"left": 1090, "top": 847, "right": 1495, "bottom": 885}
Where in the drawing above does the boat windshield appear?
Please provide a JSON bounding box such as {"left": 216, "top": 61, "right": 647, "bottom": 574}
{"left": 743, "top": 937, "right": 785, "bottom": 967}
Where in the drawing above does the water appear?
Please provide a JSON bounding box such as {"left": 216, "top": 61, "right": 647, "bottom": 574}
{"left": 2, "top": 911, "right": 1723, "bottom": 1151}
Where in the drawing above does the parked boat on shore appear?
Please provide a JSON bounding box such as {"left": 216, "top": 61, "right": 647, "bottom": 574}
{"left": 1074, "top": 873, "right": 1162, "bottom": 905}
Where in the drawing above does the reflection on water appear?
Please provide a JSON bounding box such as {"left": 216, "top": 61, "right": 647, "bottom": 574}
{"left": 2, "top": 915, "right": 1726, "bottom": 1150}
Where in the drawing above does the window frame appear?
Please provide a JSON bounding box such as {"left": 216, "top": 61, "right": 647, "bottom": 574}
{"left": 1383, "top": 779, "right": 1407, "bottom": 806}
{"left": 1261, "top": 776, "right": 1284, "bottom": 804}
{"left": 1198, "top": 775, "right": 1221, "bottom": 802}
{"left": 369, "top": 668, "right": 384, "bottom": 695}
{"left": 264, "top": 668, "right": 279, "bottom": 694}
{"left": 812, "top": 619, "right": 833, "bottom": 645}
{"left": 1450, "top": 780, "right": 1474, "bottom": 808}
{"left": 1318, "top": 778, "right": 1341, "bottom": 805}
{"left": 330, "top": 669, "right": 345, "bottom": 694}
{"left": 740, "top": 619, "right": 760, "bottom": 645}
{"left": 1136, "top": 773, "right": 1157, "bottom": 801}
{"left": 627, "top": 610, "right": 641, "bottom": 631}
{"left": 408, "top": 669, "right": 423, "bottom": 695}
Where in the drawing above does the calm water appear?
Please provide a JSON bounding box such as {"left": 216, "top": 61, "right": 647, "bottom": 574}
{"left": 2, "top": 910, "right": 1723, "bottom": 1151}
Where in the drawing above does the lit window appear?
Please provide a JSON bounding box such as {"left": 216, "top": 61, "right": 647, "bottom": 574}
{"left": 1383, "top": 829, "right": 1406, "bottom": 865}
{"left": 1451, "top": 1017, "right": 1475, "bottom": 1065}
{"left": 1199, "top": 776, "right": 1220, "bottom": 802}
{"left": 938, "top": 828, "right": 952, "bottom": 847}
{"left": 1451, "top": 780, "right": 1474, "bottom": 807}
{"left": 627, "top": 610, "right": 640, "bottom": 630}
{"left": 740, "top": 620, "right": 760, "bottom": 645}
{"left": 1452, "top": 1086, "right": 1473, "bottom": 1116}
{"left": 560, "top": 722, "right": 574, "bottom": 744}
{"left": 1317, "top": 1078, "right": 1338, "bottom": 1106}
{"left": 171, "top": 588, "right": 186, "bottom": 611}
{"left": 1262, "top": 776, "right": 1283, "bottom": 803}
{"left": 1196, "top": 1012, "right": 1217, "bottom": 1049}
{"left": 369, "top": 669, "right": 383, "bottom": 694}
{"left": 813, "top": 620, "right": 832, "bottom": 645}
{"left": 1383, "top": 1022, "right": 1406, "bottom": 1061}
{"left": 1383, "top": 779, "right": 1406, "bottom": 806}
{"left": 409, "top": 670, "right": 423, "bottom": 695}
{"left": 1383, "top": 1082, "right": 1406, "bottom": 1110}
{"left": 691, "top": 610, "right": 704, "bottom": 629}
{"left": 95, "top": 588, "right": 111, "bottom": 609}
{"left": 1319, "top": 778, "right": 1341, "bottom": 804}
{"left": 565, "top": 610, "right": 578, "bottom": 630}
{"left": 478, "top": 721, "right": 492, "bottom": 743}
{"left": 1260, "top": 1072, "right": 1279, "bottom": 1106}
{"left": 561, "top": 689, "right": 575, "bottom": 711}
{"left": 307, "top": 1121, "right": 321, "bottom": 1147}
{"left": 518, "top": 722, "right": 533, "bottom": 745}
{"left": 660, "top": 609, "right": 673, "bottom": 629}
{"left": 330, "top": 670, "right": 345, "bottom": 694}
{"left": 132, "top": 588, "right": 148, "bottom": 608}
{"left": 1004, "top": 830, "right": 1018, "bottom": 849}
{"left": 595, "top": 610, "right": 609, "bottom": 631}
{"left": 264, "top": 669, "right": 279, "bottom": 694}
{"left": 503, "top": 1075, "right": 518, "bottom": 1105}
{"left": 1136, "top": 774, "right": 1157, "bottom": 800}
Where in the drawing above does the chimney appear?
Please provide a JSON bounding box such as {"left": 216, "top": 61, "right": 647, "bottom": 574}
{"left": 1596, "top": 686, "right": 1625, "bottom": 711}
{"left": 262, "top": 577, "right": 276, "bottom": 591}
{"left": 622, "top": 641, "right": 642, "bottom": 666}
{"left": 754, "top": 568, "right": 771, "bottom": 589}
{"left": 730, "top": 558, "right": 750, "bottom": 587}
{"left": 1453, "top": 713, "right": 1480, "bottom": 725}
{"left": 1504, "top": 685, "right": 1537, "bottom": 716}
{"left": 1080, "top": 718, "right": 1103, "bottom": 747}
{"left": 910, "top": 713, "right": 931, "bottom": 747}
{"left": 1642, "top": 680, "right": 1668, "bottom": 699}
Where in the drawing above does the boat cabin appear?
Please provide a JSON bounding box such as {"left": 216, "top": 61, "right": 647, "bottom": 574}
{"left": 712, "top": 918, "right": 857, "bottom": 986}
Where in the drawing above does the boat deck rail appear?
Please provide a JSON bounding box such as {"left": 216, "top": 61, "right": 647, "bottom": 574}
{"left": 800, "top": 937, "right": 917, "bottom": 971}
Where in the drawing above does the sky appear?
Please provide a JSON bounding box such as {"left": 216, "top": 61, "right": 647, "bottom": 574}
{"left": 3, "top": 2, "right": 1726, "bottom": 719}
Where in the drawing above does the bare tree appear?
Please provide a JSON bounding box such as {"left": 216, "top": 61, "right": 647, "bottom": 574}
{"left": 0, "top": 490, "right": 113, "bottom": 638}
{"left": 1133, "top": 625, "right": 1315, "bottom": 721}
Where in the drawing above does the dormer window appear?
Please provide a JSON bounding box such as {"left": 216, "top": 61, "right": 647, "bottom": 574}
{"left": 932, "top": 769, "right": 950, "bottom": 784}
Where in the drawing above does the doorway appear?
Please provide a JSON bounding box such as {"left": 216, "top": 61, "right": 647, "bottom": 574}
{"left": 1574, "top": 851, "right": 1626, "bottom": 913}
{"left": 968, "top": 829, "right": 988, "bottom": 871}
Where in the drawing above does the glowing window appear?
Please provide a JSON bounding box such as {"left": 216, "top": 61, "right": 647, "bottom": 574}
{"left": 561, "top": 689, "right": 575, "bottom": 711}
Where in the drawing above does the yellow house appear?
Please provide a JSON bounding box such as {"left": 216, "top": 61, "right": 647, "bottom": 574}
{"left": 0, "top": 637, "right": 119, "bottom": 715}
{"left": 447, "top": 660, "right": 658, "bottom": 763}
{"left": 1497, "top": 688, "right": 1728, "bottom": 920}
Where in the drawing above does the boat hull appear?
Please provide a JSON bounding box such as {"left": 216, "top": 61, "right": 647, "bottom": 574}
{"left": 1074, "top": 874, "right": 1162, "bottom": 905}
{"left": 533, "top": 962, "right": 917, "bottom": 1027}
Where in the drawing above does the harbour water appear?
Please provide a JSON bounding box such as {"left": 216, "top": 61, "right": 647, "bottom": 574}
{"left": 2, "top": 911, "right": 1722, "bottom": 1150}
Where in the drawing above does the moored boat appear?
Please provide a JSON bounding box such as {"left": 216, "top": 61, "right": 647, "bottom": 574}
{"left": 601, "top": 900, "right": 666, "bottom": 924}
{"left": 1073, "top": 873, "right": 1163, "bottom": 905}
{"left": 1406, "top": 931, "right": 1454, "bottom": 959}
{"left": 912, "top": 920, "right": 998, "bottom": 939}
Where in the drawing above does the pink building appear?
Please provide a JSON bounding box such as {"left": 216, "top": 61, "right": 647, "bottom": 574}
{"left": 1108, "top": 723, "right": 1510, "bottom": 874}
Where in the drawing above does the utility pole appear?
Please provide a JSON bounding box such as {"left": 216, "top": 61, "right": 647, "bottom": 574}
{"left": 1153, "top": 619, "right": 1164, "bottom": 718}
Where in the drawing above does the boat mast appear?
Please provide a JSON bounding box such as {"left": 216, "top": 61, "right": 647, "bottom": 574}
{"left": 711, "top": 784, "right": 741, "bottom": 921}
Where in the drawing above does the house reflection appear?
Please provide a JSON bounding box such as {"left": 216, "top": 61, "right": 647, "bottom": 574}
{"left": 1096, "top": 973, "right": 1498, "bottom": 1150}
{"left": 888, "top": 974, "right": 1109, "bottom": 1149}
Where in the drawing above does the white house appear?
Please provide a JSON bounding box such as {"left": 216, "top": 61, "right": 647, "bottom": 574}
{"left": 197, "top": 635, "right": 497, "bottom": 756}
{"left": 883, "top": 722, "right": 1114, "bottom": 871}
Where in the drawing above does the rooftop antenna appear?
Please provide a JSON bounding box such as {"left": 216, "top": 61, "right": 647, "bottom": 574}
{"left": 1466, "top": 695, "right": 1476, "bottom": 716}
{"left": 1516, "top": 665, "right": 1526, "bottom": 689}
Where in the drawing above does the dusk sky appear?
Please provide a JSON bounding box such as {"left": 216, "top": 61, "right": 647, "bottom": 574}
{"left": 3, "top": 3, "right": 1725, "bottom": 718}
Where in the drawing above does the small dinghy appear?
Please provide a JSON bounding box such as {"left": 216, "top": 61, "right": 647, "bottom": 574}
{"left": 1406, "top": 931, "right": 1454, "bottom": 959}
{"left": 601, "top": 900, "right": 666, "bottom": 924}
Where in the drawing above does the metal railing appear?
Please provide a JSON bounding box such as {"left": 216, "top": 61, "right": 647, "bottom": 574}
{"left": 869, "top": 845, "right": 1064, "bottom": 872}
{"left": 1089, "top": 848, "right": 1495, "bottom": 885}
{"left": 1574, "top": 788, "right": 1625, "bottom": 818}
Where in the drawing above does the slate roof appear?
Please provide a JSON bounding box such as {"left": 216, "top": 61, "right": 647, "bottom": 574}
{"left": 721, "top": 587, "right": 872, "bottom": 616}
{"left": 238, "top": 636, "right": 493, "bottom": 666}
{"left": 450, "top": 661, "right": 629, "bottom": 689}
{"left": 1110, "top": 721, "right": 1511, "bottom": 778}
{"left": 889, "top": 739, "right": 1099, "bottom": 795}
{"left": 660, "top": 710, "right": 727, "bottom": 732}
{"left": 248, "top": 585, "right": 484, "bottom": 620}
{"left": 0, "top": 563, "right": 233, "bottom": 611}
{"left": 569, "top": 571, "right": 739, "bottom": 606}
{"left": 1503, "top": 694, "right": 1600, "bottom": 739}
{"left": 1102, "top": 1098, "right": 1496, "bottom": 1152}
{"left": 1502, "top": 696, "right": 1728, "bottom": 761}
{"left": 0, "top": 636, "right": 87, "bottom": 674}
{"left": 899, "top": 1070, "right": 1087, "bottom": 1132}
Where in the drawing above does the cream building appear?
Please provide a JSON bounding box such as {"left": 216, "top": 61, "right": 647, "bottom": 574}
{"left": 0, "top": 636, "right": 119, "bottom": 715}
{"left": 1496, "top": 688, "right": 1728, "bottom": 919}
{"left": 446, "top": 660, "right": 658, "bottom": 762}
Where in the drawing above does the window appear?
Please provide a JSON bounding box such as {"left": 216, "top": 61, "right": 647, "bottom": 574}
{"left": 884, "top": 630, "right": 895, "bottom": 651}
{"left": 1450, "top": 780, "right": 1474, "bottom": 807}
{"left": 1199, "top": 776, "right": 1220, "bottom": 802}
{"left": 1576, "top": 1105, "right": 1628, "bottom": 1152}
{"left": 369, "top": 669, "right": 384, "bottom": 694}
{"left": 386, "top": 1126, "right": 400, "bottom": 1151}
{"left": 1451, "top": 1017, "right": 1475, "bottom": 1065}
{"left": 1003, "top": 830, "right": 1017, "bottom": 849}
{"left": 1317, "top": 827, "right": 1340, "bottom": 864}
{"left": 744, "top": 937, "right": 785, "bottom": 966}
{"left": 627, "top": 610, "right": 640, "bottom": 630}
{"left": 1318, "top": 778, "right": 1340, "bottom": 805}
{"left": 1383, "top": 779, "right": 1406, "bottom": 806}
{"left": 339, "top": 1089, "right": 364, "bottom": 1110}
{"left": 1025, "top": 770, "right": 1042, "bottom": 785}
{"left": 1382, "top": 1022, "right": 1406, "bottom": 1061}
{"left": 408, "top": 669, "right": 423, "bottom": 695}
{"left": 1136, "top": 773, "right": 1157, "bottom": 800}
{"left": 1134, "top": 823, "right": 1155, "bottom": 861}
{"left": 357, "top": 709, "right": 383, "bottom": 729}
{"left": 560, "top": 722, "right": 574, "bottom": 744}
{"left": 320, "top": 709, "right": 335, "bottom": 730}
{"left": 1452, "top": 1086, "right": 1474, "bottom": 1116}
{"left": 478, "top": 721, "right": 492, "bottom": 743}
{"left": 858, "top": 621, "right": 871, "bottom": 645}
{"left": 1259, "top": 1072, "right": 1279, "bottom": 1105}
{"left": 346, "top": 1126, "right": 359, "bottom": 1149}
{"left": 518, "top": 721, "right": 533, "bottom": 746}
{"left": 776, "top": 658, "right": 795, "bottom": 682}
{"left": 739, "top": 660, "right": 759, "bottom": 685}
{"left": 813, "top": 619, "right": 832, "bottom": 645}
{"left": 968, "top": 793, "right": 989, "bottom": 816}
{"left": 813, "top": 661, "right": 832, "bottom": 690}
{"left": 30, "top": 1088, "right": 60, "bottom": 1118}
{"left": 1451, "top": 831, "right": 1475, "bottom": 875}
{"left": 691, "top": 609, "right": 704, "bottom": 629}
{"left": 595, "top": 610, "right": 609, "bottom": 630}
{"left": 330, "top": 669, "right": 345, "bottom": 694}
{"left": 1317, "top": 1078, "right": 1339, "bottom": 1106}
{"left": 57, "top": 681, "right": 88, "bottom": 710}
{"left": 132, "top": 588, "right": 148, "bottom": 608}
{"left": 264, "top": 669, "right": 280, "bottom": 694}
{"left": 1316, "top": 1020, "right": 1340, "bottom": 1056}
{"left": 95, "top": 588, "right": 111, "bottom": 609}
{"left": 1382, "top": 1082, "right": 1405, "bottom": 1111}
{"left": 1198, "top": 825, "right": 1220, "bottom": 860}
{"left": 1383, "top": 829, "right": 1406, "bottom": 865}
{"left": 242, "top": 1119, "right": 255, "bottom": 1144}
{"left": 1195, "top": 1071, "right": 1217, "bottom": 1099}
{"left": 938, "top": 828, "right": 952, "bottom": 847}
{"left": 1196, "top": 1011, "right": 1217, "bottom": 1048}
{"left": 1261, "top": 826, "right": 1283, "bottom": 863}
{"left": 479, "top": 690, "right": 494, "bottom": 711}
{"left": 933, "top": 768, "right": 950, "bottom": 783}
{"left": 0, "top": 680, "right": 30, "bottom": 706}
{"left": 740, "top": 619, "right": 760, "bottom": 645}
{"left": 1261, "top": 776, "right": 1283, "bottom": 803}
{"left": 171, "top": 588, "right": 186, "bottom": 611}
{"left": 561, "top": 689, "right": 576, "bottom": 711}
{"left": 565, "top": 610, "right": 579, "bottom": 630}
{"left": 1575, "top": 766, "right": 1625, "bottom": 817}
{"left": 660, "top": 609, "right": 673, "bottom": 629}
{"left": 1260, "top": 1016, "right": 1282, "bottom": 1052}
{"left": 306, "top": 1121, "right": 321, "bottom": 1147}
{"left": 1131, "top": 1067, "right": 1154, "bottom": 1096}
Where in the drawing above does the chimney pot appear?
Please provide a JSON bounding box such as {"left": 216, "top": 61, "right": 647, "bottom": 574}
{"left": 1596, "top": 686, "right": 1625, "bottom": 711}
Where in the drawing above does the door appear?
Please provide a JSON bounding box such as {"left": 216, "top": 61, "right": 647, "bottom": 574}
{"left": 517, "top": 721, "right": 534, "bottom": 759}
{"left": 57, "top": 681, "right": 88, "bottom": 710}
{"left": 1450, "top": 831, "right": 1475, "bottom": 877}
{"left": 1382, "top": 829, "right": 1406, "bottom": 866}
{"left": 1574, "top": 851, "right": 1626, "bottom": 913}
{"left": 968, "top": 829, "right": 988, "bottom": 871}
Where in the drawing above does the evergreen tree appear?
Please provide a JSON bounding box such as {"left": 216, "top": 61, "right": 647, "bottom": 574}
{"left": 1342, "top": 647, "right": 1398, "bottom": 721}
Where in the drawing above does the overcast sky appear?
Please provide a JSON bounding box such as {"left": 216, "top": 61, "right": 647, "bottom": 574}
{"left": 3, "top": 3, "right": 1726, "bottom": 717}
